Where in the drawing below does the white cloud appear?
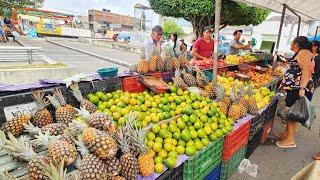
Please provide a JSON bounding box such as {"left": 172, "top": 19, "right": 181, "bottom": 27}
{"left": 43, "top": 0, "right": 149, "bottom": 16}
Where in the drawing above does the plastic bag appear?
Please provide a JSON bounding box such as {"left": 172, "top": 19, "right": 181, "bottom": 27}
{"left": 303, "top": 96, "right": 315, "bottom": 129}
{"left": 287, "top": 97, "right": 309, "bottom": 124}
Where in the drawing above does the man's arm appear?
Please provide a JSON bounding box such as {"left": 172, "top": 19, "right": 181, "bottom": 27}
{"left": 191, "top": 48, "right": 208, "bottom": 60}
{"left": 233, "top": 43, "right": 251, "bottom": 50}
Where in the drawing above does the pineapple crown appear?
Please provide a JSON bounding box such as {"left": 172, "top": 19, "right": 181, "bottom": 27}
{"left": 113, "top": 126, "right": 131, "bottom": 154}
{"left": 230, "top": 86, "right": 240, "bottom": 103}
{"left": 174, "top": 69, "right": 181, "bottom": 78}
{"left": 215, "top": 85, "right": 225, "bottom": 101}
{"left": 31, "top": 131, "right": 60, "bottom": 151}
{"left": 23, "top": 122, "right": 41, "bottom": 135}
{"left": 32, "top": 90, "right": 50, "bottom": 111}
{"left": 238, "top": 85, "right": 246, "bottom": 98}
{"left": 0, "top": 171, "right": 15, "bottom": 180}
{"left": 64, "top": 121, "right": 87, "bottom": 138}
{"left": 54, "top": 88, "right": 67, "bottom": 106}
{"left": 46, "top": 94, "right": 62, "bottom": 109}
{"left": 69, "top": 83, "right": 84, "bottom": 102}
{"left": 75, "top": 107, "right": 90, "bottom": 119}
{"left": 247, "top": 85, "right": 254, "bottom": 96}
{"left": 75, "top": 135, "right": 89, "bottom": 156}
{"left": 0, "top": 130, "right": 37, "bottom": 161}
{"left": 43, "top": 157, "right": 67, "bottom": 180}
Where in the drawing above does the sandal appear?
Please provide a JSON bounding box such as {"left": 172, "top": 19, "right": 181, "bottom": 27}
{"left": 276, "top": 141, "right": 297, "bottom": 149}
{"left": 274, "top": 132, "right": 287, "bottom": 139}
{"left": 312, "top": 152, "right": 320, "bottom": 160}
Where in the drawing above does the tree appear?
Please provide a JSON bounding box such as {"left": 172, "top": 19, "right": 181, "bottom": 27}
{"left": 148, "top": 0, "right": 270, "bottom": 37}
{"left": 163, "top": 19, "right": 185, "bottom": 37}
{"left": 0, "top": 0, "right": 44, "bottom": 16}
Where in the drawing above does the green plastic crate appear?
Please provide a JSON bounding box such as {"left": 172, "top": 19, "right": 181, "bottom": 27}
{"left": 220, "top": 145, "right": 247, "bottom": 180}
{"left": 183, "top": 137, "right": 224, "bottom": 180}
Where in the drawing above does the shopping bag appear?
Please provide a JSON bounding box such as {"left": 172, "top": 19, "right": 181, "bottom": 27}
{"left": 302, "top": 96, "right": 315, "bottom": 129}
{"left": 287, "top": 97, "right": 309, "bottom": 124}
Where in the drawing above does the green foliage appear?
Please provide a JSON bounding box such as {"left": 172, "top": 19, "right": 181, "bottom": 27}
{"left": 149, "top": 0, "right": 270, "bottom": 37}
{"left": 163, "top": 19, "right": 185, "bottom": 37}
{"left": 0, "top": 0, "right": 44, "bottom": 16}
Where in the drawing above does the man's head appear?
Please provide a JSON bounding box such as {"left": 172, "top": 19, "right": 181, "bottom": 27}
{"left": 203, "top": 26, "right": 213, "bottom": 40}
{"left": 151, "top": 25, "right": 163, "bottom": 42}
{"left": 233, "top": 30, "right": 243, "bottom": 41}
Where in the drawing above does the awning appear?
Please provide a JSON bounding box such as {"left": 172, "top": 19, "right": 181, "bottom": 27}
{"left": 232, "top": 0, "right": 320, "bottom": 20}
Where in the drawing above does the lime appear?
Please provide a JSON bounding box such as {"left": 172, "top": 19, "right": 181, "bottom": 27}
{"left": 97, "top": 103, "right": 106, "bottom": 111}
{"left": 173, "top": 132, "right": 181, "bottom": 140}
{"left": 112, "top": 112, "right": 121, "bottom": 121}
{"left": 159, "top": 129, "right": 170, "bottom": 139}
{"left": 186, "top": 140, "right": 194, "bottom": 147}
{"left": 185, "top": 146, "right": 197, "bottom": 156}
{"left": 154, "top": 163, "right": 164, "bottom": 173}
{"left": 147, "top": 141, "right": 154, "bottom": 148}
{"left": 153, "top": 142, "right": 162, "bottom": 153}
{"left": 89, "top": 96, "right": 99, "bottom": 104}
{"left": 169, "top": 124, "right": 177, "bottom": 133}
{"left": 176, "top": 145, "right": 185, "bottom": 154}
{"left": 154, "top": 156, "right": 163, "bottom": 163}
{"left": 201, "top": 138, "right": 210, "bottom": 146}
{"left": 155, "top": 137, "right": 163, "bottom": 144}
{"left": 152, "top": 125, "right": 161, "bottom": 134}
{"left": 178, "top": 140, "right": 186, "bottom": 147}
{"left": 166, "top": 157, "right": 177, "bottom": 169}
{"left": 190, "top": 130, "right": 198, "bottom": 139}
{"left": 181, "top": 129, "right": 191, "bottom": 142}
{"left": 194, "top": 141, "right": 203, "bottom": 151}
{"left": 189, "top": 114, "right": 198, "bottom": 123}
{"left": 177, "top": 121, "right": 186, "bottom": 130}
{"left": 147, "top": 132, "right": 156, "bottom": 141}
{"left": 209, "top": 133, "right": 218, "bottom": 141}
{"left": 203, "top": 126, "right": 212, "bottom": 135}
{"left": 211, "top": 123, "right": 218, "bottom": 131}
{"left": 158, "top": 149, "right": 168, "bottom": 159}
{"left": 168, "top": 151, "right": 178, "bottom": 159}
{"left": 194, "top": 121, "right": 203, "bottom": 130}
{"left": 197, "top": 129, "right": 206, "bottom": 138}
{"left": 215, "top": 129, "right": 224, "bottom": 138}
{"left": 164, "top": 143, "right": 173, "bottom": 152}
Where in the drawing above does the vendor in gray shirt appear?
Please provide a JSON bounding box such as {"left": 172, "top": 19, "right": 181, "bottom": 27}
{"left": 142, "top": 25, "right": 163, "bottom": 59}
{"left": 229, "top": 30, "right": 251, "bottom": 55}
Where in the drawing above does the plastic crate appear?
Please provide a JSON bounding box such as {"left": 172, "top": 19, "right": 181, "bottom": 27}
{"left": 245, "top": 129, "right": 263, "bottom": 158}
{"left": 248, "top": 111, "right": 266, "bottom": 141}
{"left": 121, "top": 76, "right": 146, "bottom": 93}
{"left": 265, "top": 98, "right": 278, "bottom": 124}
{"left": 220, "top": 145, "right": 247, "bottom": 180}
{"left": 222, "top": 119, "right": 251, "bottom": 161}
{"left": 261, "top": 118, "right": 274, "bottom": 144}
{"left": 162, "top": 71, "right": 175, "bottom": 83}
{"left": 204, "top": 164, "right": 221, "bottom": 180}
{"left": 156, "top": 163, "right": 183, "bottom": 180}
{"left": 66, "top": 78, "right": 122, "bottom": 107}
{"left": 183, "top": 137, "right": 224, "bottom": 180}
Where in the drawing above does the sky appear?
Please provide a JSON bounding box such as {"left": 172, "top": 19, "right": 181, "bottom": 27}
{"left": 42, "top": 0, "right": 149, "bottom": 16}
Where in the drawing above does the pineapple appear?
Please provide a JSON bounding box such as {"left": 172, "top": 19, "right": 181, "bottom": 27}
{"left": 172, "top": 57, "right": 180, "bottom": 70}
{"left": 41, "top": 123, "right": 67, "bottom": 136}
{"left": 60, "top": 121, "right": 87, "bottom": 145}
{"left": 112, "top": 176, "right": 126, "bottom": 180}
{"left": 76, "top": 107, "right": 114, "bottom": 132}
{"left": 2, "top": 113, "right": 32, "bottom": 136}
{"left": 215, "top": 85, "right": 229, "bottom": 115}
{"left": 82, "top": 127, "right": 118, "bottom": 160}
{"left": 127, "top": 112, "right": 154, "bottom": 177}
{"left": 104, "top": 157, "right": 122, "bottom": 177}
{"left": 129, "top": 64, "right": 137, "bottom": 72}
{"left": 182, "top": 69, "right": 196, "bottom": 87}
{"left": 172, "top": 70, "right": 188, "bottom": 90}
{"left": 156, "top": 56, "right": 166, "bottom": 72}
{"left": 48, "top": 139, "right": 77, "bottom": 165}
{"left": 113, "top": 127, "right": 138, "bottom": 180}
{"left": 228, "top": 87, "right": 241, "bottom": 121}
{"left": 42, "top": 158, "right": 67, "bottom": 180}
{"left": 195, "top": 68, "right": 209, "bottom": 88}
{"left": 0, "top": 131, "right": 50, "bottom": 180}
{"left": 70, "top": 83, "right": 97, "bottom": 114}
{"left": 137, "top": 59, "right": 149, "bottom": 74}
{"left": 247, "top": 85, "right": 259, "bottom": 115}
{"left": 148, "top": 50, "right": 159, "bottom": 72}
{"left": 54, "top": 88, "right": 77, "bottom": 121}
{"left": 177, "top": 55, "right": 186, "bottom": 68}
{"left": 164, "top": 55, "right": 174, "bottom": 72}
{"left": 32, "top": 90, "right": 53, "bottom": 128}
{"left": 79, "top": 154, "right": 109, "bottom": 180}
{"left": 238, "top": 86, "right": 248, "bottom": 117}
{"left": 204, "top": 82, "right": 216, "bottom": 99}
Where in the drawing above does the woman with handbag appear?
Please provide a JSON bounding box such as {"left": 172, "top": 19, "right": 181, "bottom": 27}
{"left": 276, "top": 36, "right": 314, "bottom": 148}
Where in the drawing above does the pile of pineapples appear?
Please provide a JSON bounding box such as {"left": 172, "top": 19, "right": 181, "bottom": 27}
{"left": 0, "top": 84, "right": 154, "bottom": 180}
{"left": 215, "top": 84, "right": 259, "bottom": 121}
{"left": 131, "top": 48, "right": 189, "bottom": 74}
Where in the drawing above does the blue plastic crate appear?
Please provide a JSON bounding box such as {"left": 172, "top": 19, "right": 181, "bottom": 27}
{"left": 204, "top": 164, "right": 221, "bottom": 180}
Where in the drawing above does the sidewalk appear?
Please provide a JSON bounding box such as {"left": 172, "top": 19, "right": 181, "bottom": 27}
{"left": 231, "top": 88, "right": 320, "bottom": 179}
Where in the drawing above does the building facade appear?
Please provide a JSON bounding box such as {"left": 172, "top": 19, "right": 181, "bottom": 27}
{"left": 88, "top": 9, "right": 134, "bottom": 34}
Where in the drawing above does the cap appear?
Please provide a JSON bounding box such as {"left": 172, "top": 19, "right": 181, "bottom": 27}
{"left": 152, "top": 25, "right": 163, "bottom": 34}
{"left": 204, "top": 26, "right": 213, "bottom": 33}
{"left": 180, "top": 38, "right": 184, "bottom": 41}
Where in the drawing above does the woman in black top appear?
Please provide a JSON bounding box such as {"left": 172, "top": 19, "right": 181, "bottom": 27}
{"left": 312, "top": 41, "right": 320, "bottom": 88}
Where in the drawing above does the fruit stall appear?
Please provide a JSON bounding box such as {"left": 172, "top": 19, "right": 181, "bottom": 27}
{"left": 0, "top": 50, "right": 283, "bottom": 180}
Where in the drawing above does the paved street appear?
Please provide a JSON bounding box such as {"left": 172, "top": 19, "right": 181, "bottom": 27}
{"left": 231, "top": 88, "right": 320, "bottom": 180}
{"left": 17, "top": 37, "right": 136, "bottom": 73}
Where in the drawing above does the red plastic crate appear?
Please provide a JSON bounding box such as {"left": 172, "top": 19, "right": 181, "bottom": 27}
{"left": 121, "top": 76, "right": 146, "bottom": 93}
{"left": 261, "top": 118, "right": 274, "bottom": 144}
{"left": 148, "top": 72, "right": 175, "bottom": 83}
{"left": 222, "top": 119, "right": 251, "bottom": 161}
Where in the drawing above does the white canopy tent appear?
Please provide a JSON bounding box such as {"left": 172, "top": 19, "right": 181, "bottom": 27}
{"left": 212, "top": 0, "right": 320, "bottom": 82}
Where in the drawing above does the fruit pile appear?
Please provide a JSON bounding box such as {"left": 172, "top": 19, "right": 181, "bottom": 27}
{"left": 246, "top": 70, "right": 275, "bottom": 87}
{"left": 0, "top": 82, "right": 235, "bottom": 179}
{"left": 225, "top": 54, "right": 257, "bottom": 65}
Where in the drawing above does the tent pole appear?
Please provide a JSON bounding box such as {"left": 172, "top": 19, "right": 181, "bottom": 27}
{"left": 272, "top": 4, "right": 286, "bottom": 75}
{"left": 213, "top": 0, "right": 221, "bottom": 83}
{"left": 315, "top": 26, "right": 319, "bottom": 40}
{"left": 297, "top": 17, "right": 301, "bottom": 36}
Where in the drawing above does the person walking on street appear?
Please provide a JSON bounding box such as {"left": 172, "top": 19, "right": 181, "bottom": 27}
{"left": 168, "top": 33, "right": 180, "bottom": 57}
{"left": 0, "top": 16, "right": 7, "bottom": 43}
{"left": 276, "top": 36, "right": 314, "bottom": 149}
{"left": 311, "top": 41, "right": 320, "bottom": 88}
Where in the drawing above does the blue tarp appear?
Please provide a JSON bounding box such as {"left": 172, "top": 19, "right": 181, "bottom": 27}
{"left": 308, "top": 36, "right": 320, "bottom": 41}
